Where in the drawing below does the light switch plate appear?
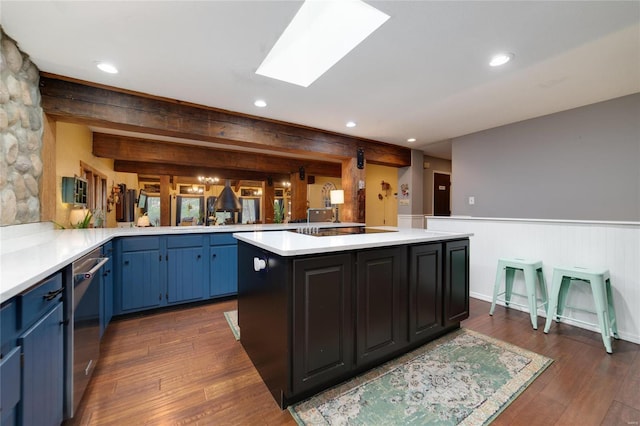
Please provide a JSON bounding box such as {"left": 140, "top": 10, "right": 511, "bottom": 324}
{"left": 468, "top": 196, "right": 475, "bottom": 205}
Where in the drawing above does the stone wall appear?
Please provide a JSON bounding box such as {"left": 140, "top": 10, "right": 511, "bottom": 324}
{"left": 0, "top": 28, "right": 43, "bottom": 225}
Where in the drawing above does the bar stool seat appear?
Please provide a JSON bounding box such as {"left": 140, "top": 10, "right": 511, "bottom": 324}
{"left": 543, "top": 266, "right": 618, "bottom": 353}
{"left": 490, "top": 258, "right": 548, "bottom": 330}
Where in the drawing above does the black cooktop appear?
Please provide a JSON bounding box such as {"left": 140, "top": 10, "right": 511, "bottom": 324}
{"left": 291, "top": 226, "right": 397, "bottom": 237}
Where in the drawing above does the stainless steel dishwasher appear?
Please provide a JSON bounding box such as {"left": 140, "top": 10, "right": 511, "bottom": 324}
{"left": 69, "top": 247, "right": 109, "bottom": 417}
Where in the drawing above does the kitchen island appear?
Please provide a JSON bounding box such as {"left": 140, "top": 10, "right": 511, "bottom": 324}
{"left": 234, "top": 227, "right": 472, "bottom": 408}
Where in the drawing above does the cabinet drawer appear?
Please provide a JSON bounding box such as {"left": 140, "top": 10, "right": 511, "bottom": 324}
{"left": 0, "top": 346, "right": 21, "bottom": 422}
{"left": 1, "top": 300, "right": 18, "bottom": 355}
{"left": 19, "top": 273, "right": 63, "bottom": 330}
{"left": 167, "top": 234, "right": 204, "bottom": 248}
{"left": 210, "top": 233, "right": 237, "bottom": 246}
{"left": 122, "top": 236, "right": 161, "bottom": 252}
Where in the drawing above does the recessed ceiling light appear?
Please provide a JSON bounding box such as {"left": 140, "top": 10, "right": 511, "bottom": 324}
{"left": 254, "top": 100, "right": 267, "bottom": 108}
{"left": 256, "top": 0, "right": 390, "bottom": 87}
{"left": 407, "top": 138, "right": 416, "bottom": 143}
{"left": 489, "top": 53, "right": 514, "bottom": 67}
{"left": 346, "top": 121, "right": 357, "bottom": 128}
{"left": 96, "top": 62, "right": 118, "bottom": 74}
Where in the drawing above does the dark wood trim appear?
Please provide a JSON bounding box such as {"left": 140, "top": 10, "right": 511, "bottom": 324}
{"left": 113, "top": 160, "right": 290, "bottom": 183}
{"left": 41, "top": 115, "right": 56, "bottom": 222}
{"left": 40, "top": 74, "right": 411, "bottom": 167}
{"left": 159, "top": 175, "right": 170, "bottom": 226}
{"left": 290, "top": 171, "right": 308, "bottom": 221}
{"left": 94, "top": 133, "right": 341, "bottom": 178}
{"left": 342, "top": 158, "right": 365, "bottom": 223}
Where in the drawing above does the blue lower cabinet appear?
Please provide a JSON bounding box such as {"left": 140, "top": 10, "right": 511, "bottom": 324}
{"left": 167, "top": 245, "right": 206, "bottom": 304}
{"left": 19, "top": 303, "right": 64, "bottom": 426}
{"left": 113, "top": 233, "right": 238, "bottom": 315}
{"left": 210, "top": 245, "right": 238, "bottom": 297}
{"left": 121, "top": 250, "right": 163, "bottom": 311}
{"left": 1, "top": 346, "right": 21, "bottom": 426}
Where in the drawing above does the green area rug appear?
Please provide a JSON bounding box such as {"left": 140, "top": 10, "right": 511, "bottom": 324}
{"left": 223, "top": 310, "right": 240, "bottom": 340}
{"left": 289, "top": 328, "right": 552, "bottom": 425}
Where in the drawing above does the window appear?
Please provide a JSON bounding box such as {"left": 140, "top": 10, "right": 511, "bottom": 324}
{"left": 146, "top": 196, "right": 161, "bottom": 227}
{"left": 80, "top": 161, "right": 107, "bottom": 225}
{"left": 176, "top": 196, "right": 204, "bottom": 225}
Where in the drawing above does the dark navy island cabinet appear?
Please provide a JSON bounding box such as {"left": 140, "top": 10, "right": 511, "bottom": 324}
{"left": 1, "top": 272, "right": 64, "bottom": 426}
{"left": 238, "top": 238, "right": 470, "bottom": 409}
{"left": 113, "top": 233, "right": 238, "bottom": 316}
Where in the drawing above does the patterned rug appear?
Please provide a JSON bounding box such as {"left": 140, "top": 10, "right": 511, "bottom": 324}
{"left": 289, "top": 328, "right": 552, "bottom": 425}
{"left": 223, "top": 310, "right": 240, "bottom": 340}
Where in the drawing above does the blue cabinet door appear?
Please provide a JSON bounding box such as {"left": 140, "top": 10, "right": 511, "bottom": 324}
{"left": 121, "top": 250, "right": 162, "bottom": 311}
{"left": 210, "top": 245, "right": 238, "bottom": 297}
{"left": 1, "top": 346, "right": 21, "bottom": 426}
{"left": 19, "top": 303, "right": 64, "bottom": 426}
{"left": 167, "top": 246, "right": 205, "bottom": 304}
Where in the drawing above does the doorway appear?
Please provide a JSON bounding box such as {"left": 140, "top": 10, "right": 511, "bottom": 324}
{"left": 433, "top": 172, "right": 451, "bottom": 216}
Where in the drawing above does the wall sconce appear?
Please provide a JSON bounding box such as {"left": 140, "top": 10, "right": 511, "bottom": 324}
{"left": 330, "top": 189, "right": 344, "bottom": 223}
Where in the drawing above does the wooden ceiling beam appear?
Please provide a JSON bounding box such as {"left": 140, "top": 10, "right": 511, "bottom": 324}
{"left": 95, "top": 133, "right": 342, "bottom": 177}
{"left": 114, "top": 160, "right": 290, "bottom": 183}
{"left": 40, "top": 74, "right": 411, "bottom": 167}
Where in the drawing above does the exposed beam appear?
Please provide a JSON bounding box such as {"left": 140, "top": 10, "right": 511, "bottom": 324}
{"left": 114, "top": 160, "right": 289, "bottom": 183}
{"left": 94, "top": 133, "right": 341, "bottom": 177}
{"left": 40, "top": 74, "right": 411, "bottom": 167}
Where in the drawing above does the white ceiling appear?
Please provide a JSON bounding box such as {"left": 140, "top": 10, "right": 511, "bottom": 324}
{"left": 2, "top": 1, "right": 639, "bottom": 160}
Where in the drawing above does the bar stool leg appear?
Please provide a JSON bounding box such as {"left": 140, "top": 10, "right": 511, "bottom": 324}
{"left": 490, "top": 263, "right": 504, "bottom": 316}
{"left": 536, "top": 267, "right": 548, "bottom": 312}
{"left": 556, "top": 276, "right": 572, "bottom": 320}
{"left": 544, "top": 270, "right": 563, "bottom": 333}
{"left": 590, "top": 276, "right": 613, "bottom": 354}
{"left": 606, "top": 279, "right": 619, "bottom": 339}
{"left": 523, "top": 267, "right": 539, "bottom": 329}
{"left": 504, "top": 267, "right": 516, "bottom": 307}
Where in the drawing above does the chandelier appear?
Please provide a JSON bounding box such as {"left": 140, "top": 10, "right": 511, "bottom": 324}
{"left": 187, "top": 184, "right": 204, "bottom": 194}
{"left": 198, "top": 176, "right": 219, "bottom": 185}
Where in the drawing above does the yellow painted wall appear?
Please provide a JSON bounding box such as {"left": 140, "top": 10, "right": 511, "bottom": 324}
{"left": 365, "top": 164, "right": 398, "bottom": 226}
{"left": 307, "top": 176, "right": 342, "bottom": 208}
{"left": 55, "top": 122, "right": 137, "bottom": 228}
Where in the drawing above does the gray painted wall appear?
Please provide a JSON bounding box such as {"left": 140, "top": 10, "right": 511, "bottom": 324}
{"left": 452, "top": 93, "right": 640, "bottom": 221}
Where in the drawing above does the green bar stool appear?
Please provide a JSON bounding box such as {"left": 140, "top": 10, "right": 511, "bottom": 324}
{"left": 490, "top": 258, "right": 548, "bottom": 329}
{"left": 543, "top": 266, "right": 619, "bottom": 353}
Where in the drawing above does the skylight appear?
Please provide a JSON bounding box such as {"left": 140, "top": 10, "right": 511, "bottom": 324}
{"left": 256, "top": 0, "right": 390, "bottom": 87}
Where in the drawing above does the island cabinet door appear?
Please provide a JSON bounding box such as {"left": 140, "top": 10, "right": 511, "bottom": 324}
{"left": 444, "top": 239, "right": 470, "bottom": 325}
{"left": 355, "top": 247, "right": 407, "bottom": 367}
{"left": 408, "top": 243, "right": 444, "bottom": 343}
{"left": 292, "top": 254, "right": 353, "bottom": 395}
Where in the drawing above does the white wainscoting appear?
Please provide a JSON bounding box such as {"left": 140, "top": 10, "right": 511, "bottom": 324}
{"left": 427, "top": 216, "right": 640, "bottom": 344}
{"left": 397, "top": 214, "right": 425, "bottom": 229}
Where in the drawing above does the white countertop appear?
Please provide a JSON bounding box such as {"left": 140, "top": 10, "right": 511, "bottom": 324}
{"left": 233, "top": 227, "right": 472, "bottom": 257}
{"left": 0, "top": 222, "right": 362, "bottom": 303}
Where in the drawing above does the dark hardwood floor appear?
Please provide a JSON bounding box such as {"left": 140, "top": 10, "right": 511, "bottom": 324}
{"left": 67, "top": 298, "right": 640, "bottom": 425}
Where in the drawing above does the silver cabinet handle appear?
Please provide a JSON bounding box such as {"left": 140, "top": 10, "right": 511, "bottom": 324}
{"left": 253, "top": 257, "right": 266, "bottom": 272}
